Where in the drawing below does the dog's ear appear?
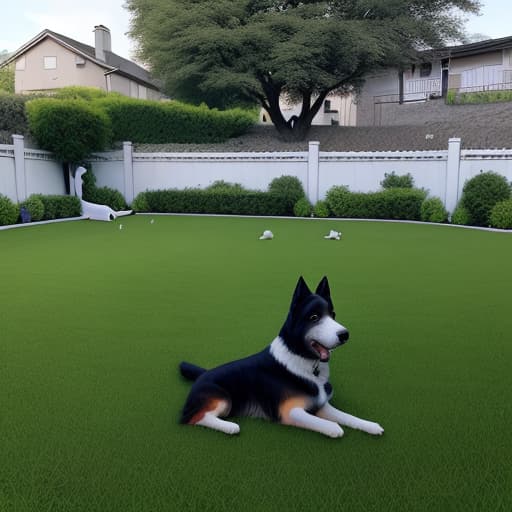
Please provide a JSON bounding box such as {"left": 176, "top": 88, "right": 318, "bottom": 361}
{"left": 315, "top": 276, "right": 333, "bottom": 308}
{"left": 290, "top": 276, "right": 312, "bottom": 310}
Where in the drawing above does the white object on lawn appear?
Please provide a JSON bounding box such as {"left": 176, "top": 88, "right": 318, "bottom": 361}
{"left": 324, "top": 230, "right": 341, "bottom": 240}
{"left": 259, "top": 230, "right": 274, "bottom": 240}
{"left": 75, "top": 166, "right": 133, "bottom": 222}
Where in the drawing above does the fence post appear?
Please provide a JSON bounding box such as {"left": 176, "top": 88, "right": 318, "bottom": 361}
{"left": 307, "top": 141, "right": 320, "bottom": 204}
{"left": 445, "top": 138, "right": 461, "bottom": 215}
{"left": 12, "top": 134, "right": 27, "bottom": 203}
{"left": 123, "top": 141, "right": 134, "bottom": 204}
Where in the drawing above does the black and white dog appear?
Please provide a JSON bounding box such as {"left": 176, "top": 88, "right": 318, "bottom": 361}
{"left": 179, "top": 276, "right": 384, "bottom": 438}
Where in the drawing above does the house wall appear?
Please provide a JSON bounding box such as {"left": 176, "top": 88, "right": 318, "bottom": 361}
{"left": 449, "top": 50, "right": 512, "bottom": 91}
{"left": 15, "top": 39, "right": 106, "bottom": 93}
{"left": 14, "top": 38, "right": 161, "bottom": 99}
{"left": 356, "top": 69, "right": 399, "bottom": 126}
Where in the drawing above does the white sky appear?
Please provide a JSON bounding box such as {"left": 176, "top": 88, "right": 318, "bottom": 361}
{"left": 0, "top": 1, "right": 510, "bottom": 58}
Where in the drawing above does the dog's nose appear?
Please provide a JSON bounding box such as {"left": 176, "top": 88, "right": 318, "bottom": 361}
{"left": 337, "top": 329, "right": 349, "bottom": 343}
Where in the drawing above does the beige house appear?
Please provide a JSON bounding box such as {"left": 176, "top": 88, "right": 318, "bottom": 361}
{"left": 2, "top": 25, "right": 162, "bottom": 99}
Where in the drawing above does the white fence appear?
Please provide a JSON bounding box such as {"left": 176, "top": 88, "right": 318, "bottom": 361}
{"left": 0, "top": 135, "right": 65, "bottom": 202}
{"left": 89, "top": 139, "right": 512, "bottom": 214}
{"left": 3, "top": 135, "right": 512, "bottom": 215}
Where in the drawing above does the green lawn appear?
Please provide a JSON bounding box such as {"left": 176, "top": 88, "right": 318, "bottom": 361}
{"left": 1, "top": 216, "right": 511, "bottom": 511}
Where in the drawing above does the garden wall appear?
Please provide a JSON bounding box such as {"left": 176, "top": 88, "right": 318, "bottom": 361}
{"left": 0, "top": 136, "right": 65, "bottom": 202}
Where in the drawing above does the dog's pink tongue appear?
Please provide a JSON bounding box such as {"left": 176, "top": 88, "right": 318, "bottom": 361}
{"left": 313, "top": 342, "right": 330, "bottom": 362}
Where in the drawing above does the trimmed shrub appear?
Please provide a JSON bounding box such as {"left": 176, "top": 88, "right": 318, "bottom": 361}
{"left": 205, "top": 180, "right": 246, "bottom": 193}
{"left": 141, "top": 189, "right": 290, "bottom": 216}
{"left": 489, "top": 199, "right": 512, "bottom": 229}
{"left": 39, "top": 195, "right": 81, "bottom": 220}
{"left": 326, "top": 186, "right": 426, "bottom": 220}
{"left": 19, "top": 194, "right": 45, "bottom": 222}
{"left": 52, "top": 86, "right": 111, "bottom": 101}
{"left": 26, "top": 98, "right": 112, "bottom": 162}
{"left": 0, "top": 93, "right": 30, "bottom": 136}
{"left": 132, "top": 192, "right": 150, "bottom": 212}
{"left": 421, "top": 197, "right": 448, "bottom": 223}
{"left": 268, "top": 175, "right": 305, "bottom": 205}
{"left": 294, "top": 197, "right": 313, "bottom": 217}
{"left": 380, "top": 172, "right": 414, "bottom": 189}
{"left": 460, "top": 171, "right": 511, "bottom": 226}
{"left": 451, "top": 204, "right": 470, "bottom": 225}
{"left": 0, "top": 193, "right": 19, "bottom": 225}
{"left": 95, "top": 96, "right": 255, "bottom": 144}
{"left": 313, "top": 200, "right": 330, "bottom": 218}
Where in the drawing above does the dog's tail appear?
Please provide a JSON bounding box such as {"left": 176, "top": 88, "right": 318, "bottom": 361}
{"left": 179, "top": 361, "right": 207, "bottom": 381}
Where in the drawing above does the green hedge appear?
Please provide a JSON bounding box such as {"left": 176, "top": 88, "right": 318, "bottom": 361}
{"left": 326, "top": 186, "right": 426, "bottom": 220}
{"left": 95, "top": 97, "right": 255, "bottom": 144}
{"left": 38, "top": 195, "right": 82, "bottom": 220}
{"left": 460, "top": 171, "right": 511, "bottom": 227}
{"left": 489, "top": 199, "right": 512, "bottom": 229}
{"left": 0, "top": 93, "right": 31, "bottom": 138}
{"left": 0, "top": 193, "right": 19, "bottom": 225}
{"left": 134, "top": 189, "right": 293, "bottom": 216}
{"left": 26, "top": 98, "right": 112, "bottom": 162}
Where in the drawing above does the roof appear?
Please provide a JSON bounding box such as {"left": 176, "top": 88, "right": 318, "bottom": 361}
{"left": 1, "top": 29, "right": 160, "bottom": 91}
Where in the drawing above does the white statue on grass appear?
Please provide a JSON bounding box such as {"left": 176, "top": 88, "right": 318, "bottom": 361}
{"left": 74, "top": 166, "right": 133, "bottom": 222}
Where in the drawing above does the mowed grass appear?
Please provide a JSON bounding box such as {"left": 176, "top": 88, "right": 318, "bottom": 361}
{"left": 1, "top": 215, "right": 511, "bottom": 512}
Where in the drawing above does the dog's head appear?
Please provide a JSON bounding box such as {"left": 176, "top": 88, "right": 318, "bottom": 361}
{"left": 279, "top": 276, "right": 349, "bottom": 362}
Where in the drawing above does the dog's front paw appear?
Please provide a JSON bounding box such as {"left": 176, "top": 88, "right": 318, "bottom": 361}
{"left": 324, "top": 424, "right": 344, "bottom": 438}
{"left": 363, "top": 421, "right": 384, "bottom": 436}
{"left": 224, "top": 422, "right": 240, "bottom": 435}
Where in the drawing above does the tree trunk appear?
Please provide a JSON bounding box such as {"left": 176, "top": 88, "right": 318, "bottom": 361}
{"left": 260, "top": 86, "right": 331, "bottom": 142}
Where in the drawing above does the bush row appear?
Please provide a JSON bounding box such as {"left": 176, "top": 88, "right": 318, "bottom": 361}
{"left": 96, "top": 96, "right": 255, "bottom": 144}
{"left": 2, "top": 86, "right": 256, "bottom": 161}
{"left": 0, "top": 193, "right": 81, "bottom": 226}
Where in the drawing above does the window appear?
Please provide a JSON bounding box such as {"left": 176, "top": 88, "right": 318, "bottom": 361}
{"left": 44, "top": 56, "right": 57, "bottom": 69}
{"left": 16, "top": 56, "right": 26, "bottom": 70}
{"left": 324, "top": 100, "right": 331, "bottom": 112}
{"left": 420, "top": 62, "right": 432, "bottom": 77}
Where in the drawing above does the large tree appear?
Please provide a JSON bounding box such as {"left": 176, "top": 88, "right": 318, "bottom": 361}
{"left": 126, "top": 0, "right": 480, "bottom": 141}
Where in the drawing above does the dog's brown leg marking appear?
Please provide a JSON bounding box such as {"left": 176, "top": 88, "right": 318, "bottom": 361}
{"left": 279, "top": 396, "right": 308, "bottom": 424}
{"left": 188, "top": 398, "right": 230, "bottom": 425}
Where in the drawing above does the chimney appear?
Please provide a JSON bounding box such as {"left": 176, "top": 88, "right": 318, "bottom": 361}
{"left": 94, "top": 25, "right": 111, "bottom": 62}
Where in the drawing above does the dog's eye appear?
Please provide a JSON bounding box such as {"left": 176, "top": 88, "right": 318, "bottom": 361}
{"left": 309, "top": 314, "right": 319, "bottom": 322}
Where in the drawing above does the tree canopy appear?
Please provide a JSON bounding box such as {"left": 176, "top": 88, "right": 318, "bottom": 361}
{"left": 126, "top": 0, "right": 480, "bottom": 140}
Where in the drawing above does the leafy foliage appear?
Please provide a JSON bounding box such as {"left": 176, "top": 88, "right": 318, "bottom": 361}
{"left": 96, "top": 96, "right": 255, "bottom": 144}
{"left": 26, "top": 98, "right": 112, "bottom": 162}
{"left": 293, "top": 197, "right": 312, "bottom": 217}
{"left": 81, "top": 170, "right": 126, "bottom": 210}
{"left": 268, "top": 175, "right": 305, "bottom": 204}
{"left": 489, "top": 199, "right": 512, "bottom": 229}
{"left": 326, "top": 185, "right": 426, "bottom": 220}
{"left": 0, "top": 193, "right": 19, "bottom": 225}
{"left": 420, "top": 197, "right": 448, "bottom": 223}
{"left": 451, "top": 203, "right": 470, "bottom": 225}
{"left": 135, "top": 189, "right": 291, "bottom": 216}
{"left": 0, "top": 63, "right": 14, "bottom": 93}
{"left": 313, "top": 200, "right": 330, "bottom": 218}
{"left": 381, "top": 172, "right": 414, "bottom": 189}
{"left": 446, "top": 89, "right": 512, "bottom": 105}
{"left": 126, "top": 0, "right": 479, "bottom": 139}
{"left": 38, "top": 195, "right": 82, "bottom": 220}
{"left": 0, "top": 93, "right": 31, "bottom": 136}
{"left": 19, "top": 195, "right": 45, "bottom": 222}
{"left": 460, "top": 172, "right": 512, "bottom": 226}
